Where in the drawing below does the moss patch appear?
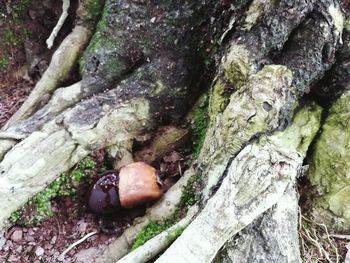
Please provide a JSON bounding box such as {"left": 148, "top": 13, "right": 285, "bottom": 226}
{"left": 131, "top": 173, "right": 199, "bottom": 250}
{"left": 345, "top": 18, "right": 350, "bottom": 32}
{"left": 0, "top": 57, "right": 10, "bottom": 72}
{"left": 80, "top": 0, "right": 105, "bottom": 23}
{"left": 131, "top": 221, "right": 172, "bottom": 250}
{"left": 9, "top": 157, "right": 98, "bottom": 225}
{"left": 208, "top": 80, "right": 230, "bottom": 118}
{"left": 189, "top": 97, "right": 209, "bottom": 159}
{"left": 308, "top": 91, "right": 350, "bottom": 231}
{"left": 0, "top": 0, "right": 32, "bottom": 74}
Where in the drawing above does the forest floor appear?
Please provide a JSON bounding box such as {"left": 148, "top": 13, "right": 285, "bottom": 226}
{"left": 0, "top": 1, "right": 183, "bottom": 262}
{"left": 0, "top": 0, "right": 349, "bottom": 262}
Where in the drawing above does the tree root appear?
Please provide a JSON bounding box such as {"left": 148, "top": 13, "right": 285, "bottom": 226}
{"left": 154, "top": 102, "right": 321, "bottom": 262}
{"left": 299, "top": 212, "right": 340, "bottom": 262}
{"left": 215, "top": 185, "right": 300, "bottom": 262}
{"left": 118, "top": 206, "right": 198, "bottom": 263}
{"left": 3, "top": 0, "right": 102, "bottom": 128}
{"left": 46, "top": 0, "right": 70, "bottom": 49}
{"left": 94, "top": 168, "right": 196, "bottom": 263}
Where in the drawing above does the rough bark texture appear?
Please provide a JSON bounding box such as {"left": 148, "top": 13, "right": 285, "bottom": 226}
{"left": 0, "top": 0, "right": 348, "bottom": 262}
{"left": 307, "top": 30, "right": 350, "bottom": 232}
{"left": 215, "top": 186, "right": 300, "bottom": 263}
{"left": 0, "top": 0, "right": 218, "bottom": 227}
{"left": 309, "top": 90, "right": 350, "bottom": 231}
{"left": 155, "top": 102, "right": 322, "bottom": 262}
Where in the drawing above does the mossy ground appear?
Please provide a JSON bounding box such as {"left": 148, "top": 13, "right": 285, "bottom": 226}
{"left": 9, "top": 156, "right": 104, "bottom": 226}
{"left": 0, "top": 0, "right": 31, "bottom": 73}
{"left": 131, "top": 173, "right": 199, "bottom": 250}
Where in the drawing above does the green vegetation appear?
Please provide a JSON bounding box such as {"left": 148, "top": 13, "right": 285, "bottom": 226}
{"left": 0, "top": 57, "right": 10, "bottom": 71}
{"left": 190, "top": 98, "right": 209, "bottom": 159}
{"left": 12, "top": 0, "right": 30, "bottom": 18}
{"left": 131, "top": 221, "right": 173, "bottom": 250}
{"left": 83, "top": 0, "right": 105, "bottom": 22}
{"left": 0, "top": 0, "right": 32, "bottom": 73}
{"left": 177, "top": 173, "right": 199, "bottom": 208}
{"left": 3, "top": 29, "right": 18, "bottom": 45}
{"left": 346, "top": 19, "right": 350, "bottom": 32}
{"left": 9, "top": 157, "right": 98, "bottom": 225}
{"left": 308, "top": 92, "right": 350, "bottom": 231}
{"left": 132, "top": 173, "right": 199, "bottom": 250}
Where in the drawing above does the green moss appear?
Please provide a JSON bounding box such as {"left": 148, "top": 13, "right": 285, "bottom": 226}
{"left": 270, "top": 102, "right": 322, "bottom": 156}
{"left": 80, "top": 14, "right": 125, "bottom": 78}
{"left": 131, "top": 221, "right": 173, "bottom": 250}
{"left": 132, "top": 173, "right": 199, "bottom": 249}
{"left": 83, "top": 0, "right": 105, "bottom": 22}
{"left": 308, "top": 91, "right": 350, "bottom": 230}
{"left": 3, "top": 30, "right": 18, "bottom": 45}
{"left": 9, "top": 211, "right": 21, "bottom": 224}
{"left": 0, "top": 57, "right": 10, "bottom": 71}
{"left": 80, "top": 1, "right": 120, "bottom": 72}
{"left": 178, "top": 173, "right": 200, "bottom": 208}
{"left": 190, "top": 97, "right": 209, "bottom": 159}
{"left": 208, "top": 80, "right": 230, "bottom": 118}
{"left": 345, "top": 19, "right": 350, "bottom": 32}
{"left": 12, "top": 0, "right": 30, "bottom": 17}
{"left": 77, "top": 156, "right": 97, "bottom": 170}
{"left": 222, "top": 45, "right": 251, "bottom": 87}
{"left": 9, "top": 157, "right": 98, "bottom": 225}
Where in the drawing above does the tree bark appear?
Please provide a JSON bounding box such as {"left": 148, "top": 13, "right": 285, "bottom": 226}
{"left": 0, "top": 0, "right": 348, "bottom": 262}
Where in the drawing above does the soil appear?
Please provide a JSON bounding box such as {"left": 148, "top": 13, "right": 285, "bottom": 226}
{"left": 0, "top": 146, "right": 190, "bottom": 263}
{"left": 0, "top": 0, "right": 78, "bottom": 128}
{"left": 0, "top": 1, "right": 191, "bottom": 262}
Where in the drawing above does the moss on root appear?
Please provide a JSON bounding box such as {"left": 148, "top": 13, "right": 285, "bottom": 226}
{"left": 188, "top": 96, "right": 209, "bottom": 160}
{"left": 9, "top": 157, "right": 98, "bottom": 226}
{"left": 81, "top": 0, "right": 105, "bottom": 23}
{"left": 132, "top": 173, "right": 199, "bottom": 250}
{"left": 309, "top": 91, "right": 350, "bottom": 231}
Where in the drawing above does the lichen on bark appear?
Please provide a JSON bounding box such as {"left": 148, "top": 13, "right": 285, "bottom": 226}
{"left": 309, "top": 90, "right": 350, "bottom": 231}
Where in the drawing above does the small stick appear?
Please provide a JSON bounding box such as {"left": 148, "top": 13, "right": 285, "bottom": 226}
{"left": 46, "top": 0, "right": 70, "bottom": 49}
{"left": 330, "top": 234, "right": 350, "bottom": 240}
{"left": 58, "top": 231, "right": 98, "bottom": 260}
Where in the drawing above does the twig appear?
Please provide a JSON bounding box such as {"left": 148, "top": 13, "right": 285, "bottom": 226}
{"left": 58, "top": 231, "right": 98, "bottom": 260}
{"left": 46, "top": 0, "right": 70, "bottom": 49}
{"left": 330, "top": 234, "right": 350, "bottom": 240}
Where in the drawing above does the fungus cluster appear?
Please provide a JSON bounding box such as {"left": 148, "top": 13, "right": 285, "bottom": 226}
{"left": 88, "top": 162, "right": 163, "bottom": 214}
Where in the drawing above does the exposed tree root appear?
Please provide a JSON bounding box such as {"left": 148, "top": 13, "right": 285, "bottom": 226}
{"left": 3, "top": 0, "right": 102, "bottom": 127}
{"left": 118, "top": 206, "right": 198, "bottom": 263}
{"left": 94, "top": 169, "right": 195, "bottom": 263}
{"left": 0, "top": 0, "right": 347, "bottom": 262}
{"left": 299, "top": 212, "right": 340, "bottom": 262}
{"left": 46, "top": 0, "right": 70, "bottom": 49}
{"left": 215, "top": 185, "right": 300, "bottom": 262}
{"left": 154, "top": 102, "right": 321, "bottom": 262}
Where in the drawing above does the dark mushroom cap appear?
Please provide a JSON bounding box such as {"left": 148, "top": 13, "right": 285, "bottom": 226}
{"left": 88, "top": 170, "right": 121, "bottom": 214}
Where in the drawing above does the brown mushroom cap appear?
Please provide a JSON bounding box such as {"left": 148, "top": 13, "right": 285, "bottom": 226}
{"left": 119, "top": 162, "right": 163, "bottom": 209}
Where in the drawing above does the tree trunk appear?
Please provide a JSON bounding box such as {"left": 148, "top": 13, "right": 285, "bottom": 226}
{"left": 0, "top": 0, "right": 349, "bottom": 262}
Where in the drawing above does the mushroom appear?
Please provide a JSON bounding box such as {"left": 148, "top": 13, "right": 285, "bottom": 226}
{"left": 119, "top": 162, "right": 163, "bottom": 209}
{"left": 88, "top": 170, "right": 120, "bottom": 214}
{"left": 88, "top": 162, "right": 163, "bottom": 214}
